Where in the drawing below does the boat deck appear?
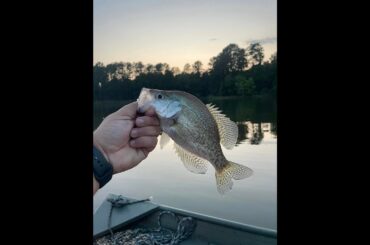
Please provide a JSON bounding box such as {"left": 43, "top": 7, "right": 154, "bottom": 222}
{"left": 94, "top": 195, "right": 277, "bottom": 245}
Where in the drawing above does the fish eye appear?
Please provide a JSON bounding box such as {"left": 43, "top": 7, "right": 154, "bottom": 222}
{"left": 157, "top": 94, "right": 163, "bottom": 99}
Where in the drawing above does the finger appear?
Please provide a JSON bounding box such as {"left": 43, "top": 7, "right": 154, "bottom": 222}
{"left": 130, "top": 136, "right": 158, "bottom": 149}
{"left": 145, "top": 107, "right": 157, "bottom": 116}
{"left": 113, "top": 101, "right": 138, "bottom": 119}
{"left": 130, "top": 126, "right": 161, "bottom": 138}
{"left": 146, "top": 144, "right": 156, "bottom": 153}
{"left": 140, "top": 145, "right": 156, "bottom": 157}
{"left": 135, "top": 116, "right": 160, "bottom": 127}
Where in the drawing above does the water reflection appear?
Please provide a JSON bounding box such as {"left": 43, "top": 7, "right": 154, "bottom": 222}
{"left": 236, "top": 122, "right": 277, "bottom": 146}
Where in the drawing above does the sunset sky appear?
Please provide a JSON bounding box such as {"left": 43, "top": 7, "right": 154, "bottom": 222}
{"left": 94, "top": 0, "right": 277, "bottom": 69}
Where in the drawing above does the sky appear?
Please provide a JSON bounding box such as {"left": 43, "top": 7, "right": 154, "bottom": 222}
{"left": 94, "top": 0, "right": 277, "bottom": 69}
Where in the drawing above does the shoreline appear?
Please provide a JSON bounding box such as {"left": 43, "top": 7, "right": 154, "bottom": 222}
{"left": 94, "top": 93, "right": 275, "bottom": 104}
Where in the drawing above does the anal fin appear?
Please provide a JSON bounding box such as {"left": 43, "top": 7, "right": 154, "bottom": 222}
{"left": 174, "top": 143, "right": 208, "bottom": 174}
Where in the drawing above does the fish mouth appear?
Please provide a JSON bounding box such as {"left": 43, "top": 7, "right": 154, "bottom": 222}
{"left": 137, "top": 100, "right": 149, "bottom": 113}
{"left": 137, "top": 87, "right": 154, "bottom": 113}
{"left": 137, "top": 105, "right": 145, "bottom": 114}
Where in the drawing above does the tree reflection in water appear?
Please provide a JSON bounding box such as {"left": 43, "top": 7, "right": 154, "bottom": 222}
{"left": 236, "top": 122, "right": 277, "bottom": 146}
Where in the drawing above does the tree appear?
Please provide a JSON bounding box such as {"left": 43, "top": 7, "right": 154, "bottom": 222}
{"left": 93, "top": 62, "right": 107, "bottom": 85}
{"left": 123, "top": 62, "right": 134, "bottom": 79}
{"left": 269, "top": 52, "right": 277, "bottom": 64}
{"left": 223, "top": 74, "right": 237, "bottom": 95}
{"left": 146, "top": 64, "right": 155, "bottom": 73}
{"left": 162, "top": 63, "right": 170, "bottom": 73}
{"left": 134, "top": 62, "right": 145, "bottom": 76}
{"left": 93, "top": 62, "right": 108, "bottom": 100}
{"left": 104, "top": 62, "right": 124, "bottom": 80}
{"left": 208, "top": 57, "right": 216, "bottom": 69}
{"left": 210, "top": 44, "right": 247, "bottom": 76}
{"left": 183, "top": 63, "right": 192, "bottom": 74}
{"left": 155, "top": 63, "right": 164, "bottom": 74}
{"left": 171, "top": 67, "right": 181, "bottom": 76}
{"left": 192, "top": 60, "right": 203, "bottom": 74}
{"left": 153, "top": 63, "right": 170, "bottom": 74}
{"left": 235, "top": 75, "right": 255, "bottom": 96}
{"left": 209, "top": 44, "right": 248, "bottom": 95}
{"left": 247, "top": 42, "right": 264, "bottom": 66}
{"left": 93, "top": 42, "right": 276, "bottom": 100}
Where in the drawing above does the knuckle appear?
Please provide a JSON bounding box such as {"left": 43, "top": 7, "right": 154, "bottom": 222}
{"left": 148, "top": 117, "right": 156, "bottom": 125}
{"left": 151, "top": 137, "right": 158, "bottom": 145}
{"left": 151, "top": 127, "right": 159, "bottom": 135}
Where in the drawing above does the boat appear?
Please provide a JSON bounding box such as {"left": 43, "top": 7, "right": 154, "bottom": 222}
{"left": 94, "top": 194, "right": 277, "bottom": 245}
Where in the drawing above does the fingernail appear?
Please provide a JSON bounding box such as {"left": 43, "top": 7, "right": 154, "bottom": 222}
{"left": 131, "top": 129, "right": 138, "bottom": 137}
{"left": 130, "top": 140, "right": 136, "bottom": 146}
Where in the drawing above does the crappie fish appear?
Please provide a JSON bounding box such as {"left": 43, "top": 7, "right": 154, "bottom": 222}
{"left": 137, "top": 88, "right": 253, "bottom": 194}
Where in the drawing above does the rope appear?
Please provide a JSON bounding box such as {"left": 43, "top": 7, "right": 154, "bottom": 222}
{"left": 94, "top": 195, "right": 197, "bottom": 245}
{"left": 106, "top": 195, "right": 152, "bottom": 244}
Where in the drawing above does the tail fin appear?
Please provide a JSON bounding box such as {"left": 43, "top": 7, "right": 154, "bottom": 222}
{"left": 215, "top": 161, "right": 253, "bottom": 194}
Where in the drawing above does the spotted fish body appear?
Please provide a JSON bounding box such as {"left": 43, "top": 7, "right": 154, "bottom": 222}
{"left": 137, "top": 88, "right": 253, "bottom": 194}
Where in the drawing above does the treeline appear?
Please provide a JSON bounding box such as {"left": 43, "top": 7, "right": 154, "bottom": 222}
{"left": 93, "top": 43, "right": 276, "bottom": 100}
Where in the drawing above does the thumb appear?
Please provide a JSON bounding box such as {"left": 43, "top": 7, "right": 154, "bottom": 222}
{"left": 114, "top": 101, "right": 138, "bottom": 119}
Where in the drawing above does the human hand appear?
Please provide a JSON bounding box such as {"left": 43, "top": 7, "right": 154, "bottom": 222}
{"left": 93, "top": 101, "right": 161, "bottom": 174}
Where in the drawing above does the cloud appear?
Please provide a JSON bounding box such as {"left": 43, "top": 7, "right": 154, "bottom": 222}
{"left": 246, "top": 37, "right": 277, "bottom": 45}
{"left": 209, "top": 38, "right": 218, "bottom": 41}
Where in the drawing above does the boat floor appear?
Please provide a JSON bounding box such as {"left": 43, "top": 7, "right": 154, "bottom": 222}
{"left": 94, "top": 195, "right": 277, "bottom": 245}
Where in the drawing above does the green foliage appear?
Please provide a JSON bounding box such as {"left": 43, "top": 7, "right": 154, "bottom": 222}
{"left": 192, "top": 60, "right": 203, "bottom": 74}
{"left": 93, "top": 43, "right": 276, "bottom": 100}
{"left": 235, "top": 76, "right": 255, "bottom": 96}
{"left": 247, "top": 43, "right": 264, "bottom": 66}
{"left": 210, "top": 44, "right": 247, "bottom": 76}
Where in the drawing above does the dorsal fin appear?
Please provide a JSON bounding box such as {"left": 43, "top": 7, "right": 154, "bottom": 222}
{"left": 206, "top": 104, "right": 238, "bottom": 149}
{"left": 173, "top": 143, "right": 208, "bottom": 174}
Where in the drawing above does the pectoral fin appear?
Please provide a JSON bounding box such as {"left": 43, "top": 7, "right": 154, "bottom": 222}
{"left": 173, "top": 143, "right": 208, "bottom": 174}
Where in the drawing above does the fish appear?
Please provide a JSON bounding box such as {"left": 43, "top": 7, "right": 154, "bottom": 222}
{"left": 137, "top": 88, "right": 253, "bottom": 194}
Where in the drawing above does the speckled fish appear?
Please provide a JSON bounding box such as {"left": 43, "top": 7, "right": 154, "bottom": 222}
{"left": 137, "top": 88, "right": 253, "bottom": 194}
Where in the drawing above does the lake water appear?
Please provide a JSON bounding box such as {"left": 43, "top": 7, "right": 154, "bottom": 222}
{"left": 93, "top": 96, "right": 277, "bottom": 230}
